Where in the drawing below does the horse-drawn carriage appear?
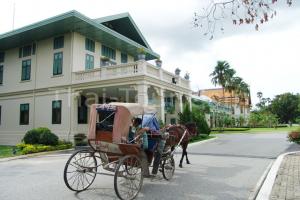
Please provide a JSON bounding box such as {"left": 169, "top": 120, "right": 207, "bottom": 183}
{"left": 63, "top": 103, "right": 195, "bottom": 200}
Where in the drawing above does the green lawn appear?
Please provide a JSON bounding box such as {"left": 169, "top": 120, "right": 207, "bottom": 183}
{"left": 0, "top": 146, "right": 22, "bottom": 158}
{"left": 211, "top": 126, "right": 299, "bottom": 134}
{"left": 190, "top": 135, "right": 216, "bottom": 143}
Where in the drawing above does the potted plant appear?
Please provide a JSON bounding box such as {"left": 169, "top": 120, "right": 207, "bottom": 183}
{"left": 184, "top": 72, "right": 190, "bottom": 80}
{"left": 155, "top": 57, "right": 162, "bottom": 67}
{"left": 74, "top": 133, "right": 88, "bottom": 147}
{"left": 288, "top": 127, "right": 300, "bottom": 144}
{"left": 137, "top": 48, "right": 146, "bottom": 60}
{"left": 101, "top": 56, "right": 110, "bottom": 66}
{"left": 175, "top": 68, "right": 181, "bottom": 76}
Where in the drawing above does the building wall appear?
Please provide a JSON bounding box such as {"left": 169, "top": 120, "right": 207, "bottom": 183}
{"left": 0, "top": 91, "right": 71, "bottom": 145}
{"left": 0, "top": 33, "right": 73, "bottom": 94}
{"left": 0, "top": 32, "right": 136, "bottom": 95}
{"left": 199, "top": 89, "right": 251, "bottom": 117}
{"left": 34, "top": 92, "right": 71, "bottom": 140}
{"left": 0, "top": 47, "right": 37, "bottom": 93}
{"left": 35, "top": 33, "right": 72, "bottom": 89}
{"left": 200, "top": 88, "right": 250, "bottom": 106}
{"left": 0, "top": 29, "right": 189, "bottom": 145}
{"left": 0, "top": 95, "right": 34, "bottom": 144}
{"left": 72, "top": 32, "right": 134, "bottom": 72}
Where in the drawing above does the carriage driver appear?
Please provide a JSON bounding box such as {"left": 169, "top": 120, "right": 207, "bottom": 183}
{"left": 129, "top": 117, "right": 152, "bottom": 177}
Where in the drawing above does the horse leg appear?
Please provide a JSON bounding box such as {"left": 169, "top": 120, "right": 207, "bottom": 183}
{"left": 179, "top": 150, "right": 184, "bottom": 168}
{"left": 184, "top": 144, "right": 190, "bottom": 164}
{"left": 185, "top": 151, "right": 190, "bottom": 164}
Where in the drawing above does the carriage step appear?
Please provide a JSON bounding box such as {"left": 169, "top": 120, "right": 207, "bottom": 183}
{"left": 103, "top": 166, "right": 116, "bottom": 172}
{"left": 97, "top": 172, "right": 115, "bottom": 177}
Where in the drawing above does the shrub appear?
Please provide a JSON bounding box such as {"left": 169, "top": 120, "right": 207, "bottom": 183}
{"left": 22, "top": 127, "right": 59, "bottom": 146}
{"left": 39, "top": 131, "right": 59, "bottom": 146}
{"left": 211, "top": 127, "right": 250, "bottom": 132}
{"left": 74, "top": 133, "right": 87, "bottom": 146}
{"left": 16, "top": 142, "right": 73, "bottom": 155}
{"left": 193, "top": 112, "right": 211, "bottom": 135}
{"left": 178, "top": 103, "right": 211, "bottom": 135}
{"left": 23, "top": 129, "right": 41, "bottom": 144}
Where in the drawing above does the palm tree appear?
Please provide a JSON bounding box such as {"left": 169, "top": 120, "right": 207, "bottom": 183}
{"left": 224, "top": 69, "right": 236, "bottom": 113}
{"left": 210, "top": 61, "right": 231, "bottom": 104}
{"left": 227, "top": 76, "right": 242, "bottom": 115}
{"left": 257, "top": 92, "right": 263, "bottom": 101}
{"left": 237, "top": 81, "right": 250, "bottom": 118}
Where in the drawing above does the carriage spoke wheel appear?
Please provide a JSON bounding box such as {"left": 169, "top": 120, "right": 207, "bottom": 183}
{"left": 162, "top": 155, "right": 175, "bottom": 180}
{"left": 114, "top": 155, "right": 143, "bottom": 200}
{"left": 63, "top": 150, "right": 97, "bottom": 192}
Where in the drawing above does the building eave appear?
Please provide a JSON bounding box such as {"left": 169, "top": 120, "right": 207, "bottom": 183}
{"left": 0, "top": 10, "right": 159, "bottom": 60}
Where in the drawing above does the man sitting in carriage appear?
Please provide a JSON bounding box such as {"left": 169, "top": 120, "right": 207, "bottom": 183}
{"left": 129, "top": 115, "right": 168, "bottom": 177}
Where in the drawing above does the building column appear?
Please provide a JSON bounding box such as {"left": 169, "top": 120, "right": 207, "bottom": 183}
{"left": 137, "top": 84, "right": 148, "bottom": 106}
{"left": 70, "top": 91, "right": 80, "bottom": 140}
{"left": 159, "top": 88, "right": 165, "bottom": 123}
{"left": 178, "top": 93, "right": 183, "bottom": 113}
{"left": 188, "top": 96, "right": 192, "bottom": 111}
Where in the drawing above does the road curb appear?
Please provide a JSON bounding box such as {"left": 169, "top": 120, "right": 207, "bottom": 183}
{"left": 0, "top": 148, "right": 74, "bottom": 162}
{"left": 255, "top": 150, "right": 300, "bottom": 200}
{"left": 0, "top": 138, "right": 218, "bottom": 162}
{"left": 248, "top": 161, "right": 274, "bottom": 200}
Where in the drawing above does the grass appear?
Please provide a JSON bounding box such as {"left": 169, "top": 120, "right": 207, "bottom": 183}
{"left": 190, "top": 135, "right": 215, "bottom": 143}
{"left": 211, "top": 126, "right": 300, "bottom": 134}
{"left": 0, "top": 146, "right": 22, "bottom": 158}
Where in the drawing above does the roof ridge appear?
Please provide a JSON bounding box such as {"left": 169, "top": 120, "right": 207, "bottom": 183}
{"left": 93, "top": 12, "right": 130, "bottom": 23}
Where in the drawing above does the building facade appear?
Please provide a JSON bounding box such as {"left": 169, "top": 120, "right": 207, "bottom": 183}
{"left": 0, "top": 11, "right": 191, "bottom": 145}
{"left": 192, "top": 95, "right": 232, "bottom": 128}
{"left": 193, "top": 88, "right": 251, "bottom": 126}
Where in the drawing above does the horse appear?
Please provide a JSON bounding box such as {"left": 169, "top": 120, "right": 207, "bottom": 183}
{"left": 166, "top": 122, "right": 197, "bottom": 168}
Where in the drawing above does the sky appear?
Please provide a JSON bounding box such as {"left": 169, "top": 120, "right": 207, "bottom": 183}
{"left": 0, "top": 0, "right": 299, "bottom": 106}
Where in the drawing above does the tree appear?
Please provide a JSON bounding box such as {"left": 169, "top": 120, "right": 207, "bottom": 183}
{"left": 178, "top": 103, "right": 193, "bottom": 124}
{"left": 235, "top": 80, "right": 250, "bottom": 116}
{"left": 178, "top": 102, "right": 211, "bottom": 135}
{"left": 248, "top": 111, "right": 278, "bottom": 128}
{"left": 193, "top": 0, "right": 293, "bottom": 39}
{"left": 224, "top": 68, "right": 236, "bottom": 112}
{"left": 210, "top": 61, "right": 231, "bottom": 104}
{"left": 192, "top": 99, "right": 211, "bottom": 114}
{"left": 268, "top": 93, "right": 300, "bottom": 123}
{"left": 257, "top": 91, "right": 263, "bottom": 101}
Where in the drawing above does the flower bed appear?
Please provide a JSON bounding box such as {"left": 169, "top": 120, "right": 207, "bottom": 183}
{"left": 16, "top": 140, "right": 72, "bottom": 155}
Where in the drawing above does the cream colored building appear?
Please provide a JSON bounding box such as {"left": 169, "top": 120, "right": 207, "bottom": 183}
{"left": 0, "top": 11, "right": 191, "bottom": 145}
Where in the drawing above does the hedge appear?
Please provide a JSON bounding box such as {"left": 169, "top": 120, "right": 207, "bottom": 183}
{"left": 16, "top": 141, "right": 72, "bottom": 155}
{"left": 211, "top": 128, "right": 250, "bottom": 132}
{"left": 23, "top": 127, "right": 58, "bottom": 145}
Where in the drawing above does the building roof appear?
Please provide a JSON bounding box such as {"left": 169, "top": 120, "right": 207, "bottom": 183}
{"left": 0, "top": 10, "right": 159, "bottom": 60}
{"left": 94, "top": 12, "right": 152, "bottom": 51}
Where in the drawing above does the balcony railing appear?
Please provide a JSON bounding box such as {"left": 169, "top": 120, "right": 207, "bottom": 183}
{"left": 72, "top": 61, "right": 190, "bottom": 89}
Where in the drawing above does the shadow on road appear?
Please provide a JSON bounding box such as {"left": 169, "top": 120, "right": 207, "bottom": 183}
{"left": 183, "top": 152, "right": 276, "bottom": 160}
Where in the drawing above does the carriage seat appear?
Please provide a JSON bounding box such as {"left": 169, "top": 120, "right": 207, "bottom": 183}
{"left": 118, "top": 143, "right": 141, "bottom": 155}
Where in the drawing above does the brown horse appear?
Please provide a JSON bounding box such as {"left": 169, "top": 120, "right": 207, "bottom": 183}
{"left": 166, "top": 122, "right": 197, "bottom": 168}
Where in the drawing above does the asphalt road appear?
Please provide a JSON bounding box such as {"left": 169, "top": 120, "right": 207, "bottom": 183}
{"left": 0, "top": 133, "right": 299, "bottom": 200}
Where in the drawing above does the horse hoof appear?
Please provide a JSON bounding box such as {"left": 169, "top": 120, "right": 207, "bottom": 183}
{"left": 179, "top": 164, "right": 183, "bottom": 168}
{"left": 186, "top": 161, "right": 190, "bottom": 164}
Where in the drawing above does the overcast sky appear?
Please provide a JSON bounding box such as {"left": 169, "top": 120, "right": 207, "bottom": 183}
{"left": 1, "top": 0, "right": 299, "bottom": 105}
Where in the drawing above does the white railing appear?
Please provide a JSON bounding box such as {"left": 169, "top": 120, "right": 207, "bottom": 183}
{"left": 72, "top": 61, "right": 190, "bottom": 89}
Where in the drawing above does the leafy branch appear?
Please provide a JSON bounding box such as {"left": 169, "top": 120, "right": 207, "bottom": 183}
{"left": 193, "top": 0, "right": 293, "bottom": 39}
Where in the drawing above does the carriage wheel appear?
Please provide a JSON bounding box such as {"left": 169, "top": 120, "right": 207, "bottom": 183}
{"left": 114, "top": 155, "right": 143, "bottom": 200}
{"left": 63, "top": 150, "right": 97, "bottom": 192}
{"left": 162, "top": 155, "right": 175, "bottom": 180}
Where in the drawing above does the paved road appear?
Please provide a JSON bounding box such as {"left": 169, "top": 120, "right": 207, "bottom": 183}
{"left": 0, "top": 133, "right": 299, "bottom": 200}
